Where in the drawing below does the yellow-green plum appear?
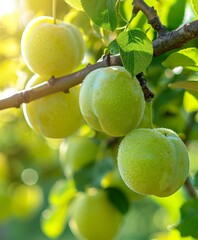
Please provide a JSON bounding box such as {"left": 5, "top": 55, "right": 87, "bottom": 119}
{"left": 117, "top": 128, "right": 189, "bottom": 197}
{"left": 11, "top": 184, "right": 43, "bottom": 218}
{"left": 22, "top": 74, "right": 83, "bottom": 138}
{"left": 21, "top": 16, "right": 85, "bottom": 77}
{"left": 69, "top": 189, "right": 123, "bottom": 240}
{"left": 79, "top": 66, "right": 145, "bottom": 137}
{"left": 59, "top": 136, "right": 99, "bottom": 178}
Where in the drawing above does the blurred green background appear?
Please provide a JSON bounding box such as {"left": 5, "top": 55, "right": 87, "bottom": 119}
{"left": 0, "top": 0, "right": 197, "bottom": 240}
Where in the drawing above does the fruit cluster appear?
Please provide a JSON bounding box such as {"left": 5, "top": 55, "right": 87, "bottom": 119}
{"left": 21, "top": 15, "right": 189, "bottom": 240}
{"left": 22, "top": 16, "right": 85, "bottom": 138}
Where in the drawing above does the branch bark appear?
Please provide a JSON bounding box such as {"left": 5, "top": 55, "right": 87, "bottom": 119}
{"left": 0, "top": 55, "right": 122, "bottom": 110}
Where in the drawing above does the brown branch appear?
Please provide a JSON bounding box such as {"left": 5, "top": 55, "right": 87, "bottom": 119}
{"left": 153, "top": 20, "right": 198, "bottom": 56}
{"left": 132, "top": 0, "right": 198, "bottom": 56}
{"left": 0, "top": 55, "right": 122, "bottom": 110}
{"left": 132, "top": 0, "right": 167, "bottom": 37}
{"left": 136, "top": 72, "right": 154, "bottom": 102}
{"left": 184, "top": 177, "right": 197, "bottom": 199}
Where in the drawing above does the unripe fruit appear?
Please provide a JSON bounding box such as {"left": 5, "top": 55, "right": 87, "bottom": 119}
{"left": 79, "top": 66, "right": 145, "bottom": 137}
{"left": 117, "top": 128, "right": 189, "bottom": 197}
{"left": 59, "top": 136, "right": 99, "bottom": 178}
{"left": 22, "top": 74, "right": 83, "bottom": 138}
{"left": 21, "top": 16, "right": 85, "bottom": 77}
{"left": 69, "top": 189, "right": 122, "bottom": 240}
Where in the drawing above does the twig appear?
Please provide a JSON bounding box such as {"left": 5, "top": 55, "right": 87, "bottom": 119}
{"left": 153, "top": 20, "right": 198, "bottom": 56}
{"left": 132, "top": 0, "right": 198, "bottom": 56}
{"left": 0, "top": 55, "right": 122, "bottom": 110}
{"left": 182, "top": 111, "right": 198, "bottom": 198}
{"left": 132, "top": 0, "right": 167, "bottom": 37}
{"left": 136, "top": 72, "right": 154, "bottom": 102}
{"left": 184, "top": 177, "right": 197, "bottom": 199}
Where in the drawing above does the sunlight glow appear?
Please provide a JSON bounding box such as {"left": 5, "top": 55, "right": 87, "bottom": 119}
{"left": 0, "top": 0, "right": 17, "bottom": 17}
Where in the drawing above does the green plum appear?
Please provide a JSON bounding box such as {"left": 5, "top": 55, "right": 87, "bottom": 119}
{"left": 69, "top": 189, "right": 123, "bottom": 240}
{"left": 79, "top": 66, "right": 145, "bottom": 137}
{"left": 117, "top": 128, "right": 189, "bottom": 197}
{"left": 59, "top": 136, "right": 99, "bottom": 178}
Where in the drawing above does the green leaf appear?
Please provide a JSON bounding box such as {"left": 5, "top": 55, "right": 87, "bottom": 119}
{"left": 167, "top": 0, "right": 187, "bottom": 30}
{"left": 41, "top": 204, "right": 69, "bottom": 238}
{"left": 81, "top": 0, "right": 117, "bottom": 31}
{"left": 163, "top": 48, "right": 198, "bottom": 71}
{"left": 191, "top": 0, "right": 198, "bottom": 15}
{"left": 41, "top": 179, "right": 76, "bottom": 238}
{"left": 169, "top": 81, "right": 198, "bottom": 94}
{"left": 48, "top": 179, "right": 76, "bottom": 206}
{"left": 73, "top": 158, "right": 114, "bottom": 191}
{"left": 109, "top": 39, "right": 119, "bottom": 55}
{"left": 105, "top": 187, "right": 130, "bottom": 215}
{"left": 193, "top": 171, "right": 198, "bottom": 189}
{"left": 65, "top": 0, "right": 83, "bottom": 11}
{"left": 117, "top": 29, "right": 153, "bottom": 77}
{"left": 176, "top": 199, "right": 198, "bottom": 238}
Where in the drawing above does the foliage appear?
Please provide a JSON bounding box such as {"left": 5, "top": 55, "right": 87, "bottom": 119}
{"left": 0, "top": 0, "right": 198, "bottom": 240}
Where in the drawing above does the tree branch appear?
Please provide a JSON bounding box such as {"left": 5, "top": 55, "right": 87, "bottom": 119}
{"left": 184, "top": 177, "right": 197, "bottom": 199}
{"left": 153, "top": 20, "right": 198, "bottom": 56}
{"left": 0, "top": 55, "right": 122, "bottom": 110}
{"left": 132, "top": 0, "right": 167, "bottom": 37}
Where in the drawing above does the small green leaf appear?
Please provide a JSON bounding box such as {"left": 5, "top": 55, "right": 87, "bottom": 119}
{"left": 109, "top": 39, "right": 120, "bottom": 55}
{"left": 163, "top": 48, "right": 198, "bottom": 71}
{"left": 48, "top": 179, "right": 76, "bottom": 206}
{"left": 191, "top": 0, "right": 198, "bottom": 15}
{"left": 41, "top": 179, "right": 76, "bottom": 238}
{"left": 176, "top": 199, "right": 198, "bottom": 238}
{"left": 81, "top": 0, "right": 117, "bottom": 31}
{"left": 73, "top": 158, "right": 114, "bottom": 191}
{"left": 117, "top": 29, "right": 153, "bottom": 77}
{"left": 169, "top": 81, "right": 198, "bottom": 93}
{"left": 41, "top": 204, "right": 69, "bottom": 238}
{"left": 167, "top": 0, "right": 187, "bottom": 30}
{"left": 105, "top": 187, "right": 130, "bottom": 215}
{"left": 193, "top": 171, "right": 198, "bottom": 189}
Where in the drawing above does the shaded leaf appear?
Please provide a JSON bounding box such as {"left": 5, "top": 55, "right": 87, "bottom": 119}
{"left": 41, "top": 179, "right": 76, "bottom": 238}
{"left": 117, "top": 29, "right": 153, "bottom": 77}
{"left": 169, "top": 81, "right": 198, "bottom": 93}
{"left": 73, "top": 158, "right": 114, "bottom": 191}
{"left": 163, "top": 48, "right": 198, "bottom": 71}
{"left": 109, "top": 39, "right": 119, "bottom": 55}
{"left": 81, "top": 0, "right": 117, "bottom": 31}
{"left": 105, "top": 187, "right": 130, "bottom": 215}
{"left": 167, "top": 0, "right": 187, "bottom": 30}
{"left": 176, "top": 199, "right": 198, "bottom": 238}
{"left": 48, "top": 179, "right": 76, "bottom": 206}
{"left": 193, "top": 171, "right": 198, "bottom": 189}
{"left": 41, "top": 204, "right": 68, "bottom": 238}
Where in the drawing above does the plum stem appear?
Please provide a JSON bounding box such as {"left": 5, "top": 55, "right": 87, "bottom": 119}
{"left": 52, "top": 0, "right": 57, "bottom": 24}
{"left": 184, "top": 177, "right": 197, "bottom": 199}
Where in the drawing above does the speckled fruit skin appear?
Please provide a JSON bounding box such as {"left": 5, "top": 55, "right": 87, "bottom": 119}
{"left": 79, "top": 66, "right": 145, "bottom": 137}
{"left": 21, "top": 16, "right": 85, "bottom": 77}
{"left": 22, "top": 74, "right": 83, "bottom": 138}
{"left": 69, "top": 190, "right": 122, "bottom": 240}
{"left": 117, "top": 128, "right": 189, "bottom": 197}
